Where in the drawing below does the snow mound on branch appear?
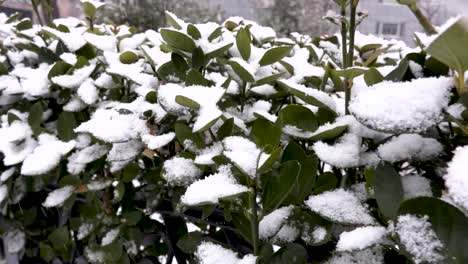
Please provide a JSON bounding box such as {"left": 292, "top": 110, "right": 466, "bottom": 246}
{"left": 349, "top": 77, "right": 453, "bottom": 133}
{"left": 0, "top": 121, "right": 37, "bottom": 166}
{"left": 182, "top": 165, "right": 248, "bottom": 205}
{"left": 336, "top": 226, "right": 387, "bottom": 251}
{"left": 377, "top": 134, "right": 443, "bottom": 162}
{"left": 444, "top": 146, "right": 468, "bottom": 211}
{"left": 67, "top": 144, "right": 110, "bottom": 175}
{"left": 74, "top": 109, "right": 148, "bottom": 143}
{"left": 259, "top": 206, "right": 294, "bottom": 240}
{"left": 162, "top": 157, "right": 202, "bottom": 186}
{"left": 305, "top": 189, "right": 375, "bottom": 225}
{"left": 395, "top": 215, "right": 445, "bottom": 264}
{"left": 21, "top": 134, "right": 76, "bottom": 175}
{"left": 194, "top": 142, "right": 224, "bottom": 165}
{"left": 142, "top": 132, "right": 175, "bottom": 150}
{"left": 402, "top": 175, "right": 433, "bottom": 200}
{"left": 196, "top": 241, "right": 256, "bottom": 264}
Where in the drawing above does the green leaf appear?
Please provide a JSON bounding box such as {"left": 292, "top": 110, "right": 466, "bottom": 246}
{"left": 57, "top": 112, "right": 77, "bottom": 141}
{"left": 217, "top": 118, "right": 234, "bottom": 140}
{"left": 282, "top": 142, "right": 318, "bottom": 204}
{"left": 172, "top": 53, "right": 189, "bottom": 73}
{"left": 230, "top": 211, "right": 252, "bottom": 243}
{"left": 174, "top": 122, "right": 205, "bottom": 148}
{"left": 279, "top": 60, "right": 294, "bottom": 75}
{"left": 187, "top": 24, "right": 201, "bottom": 40}
{"left": 28, "top": 102, "right": 43, "bottom": 136}
{"left": 208, "top": 27, "right": 223, "bottom": 42}
{"left": 0, "top": 62, "right": 8, "bottom": 75}
{"left": 427, "top": 18, "right": 468, "bottom": 73}
{"left": 374, "top": 163, "right": 404, "bottom": 220}
{"left": 364, "top": 67, "right": 384, "bottom": 86}
{"left": 236, "top": 27, "right": 251, "bottom": 61}
{"left": 39, "top": 243, "right": 55, "bottom": 262}
{"left": 278, "top": 105, "right": 318, "bottom": 138}
{"left": 82, "top": 2, "right": 96, "bottom": 18}
{"left": 336, "top": 67, "right": 367, "bottom": 79}
{"left": 228, "top": 60, "right": 255, "bottom": 83}
{"left": 160, "top": 29, "right": 196, "bottom": 53}
{"left": 259, "top": 46, "right": 293, "bottom": 66}
{"left": 191, "top": 46, "right": 205, "bottom": 70}
{"left": 119, "top": 51, "right": 138, "bottom": 64}
{"left": 278, "top": 80, "right": 334, "bottom": 112}
{"left": 309, "top": 125, "right": 348, "bottom": 141}
{"left": 48, "top": 227, "right": 70, "bottom": 250}
{"left": 257, "top": 147, "right": 282, "bottom": 174}
{"left": 165, "top": 11, "right": 182, "bottom": 30}
{"left": 250, "top": 118, "right": 281, "bottom": 149}
{"left": 185, "top": 69, "right": 213, "bottom": 86}
{"left": 313, "top": 172, "right": 338, "bottom": 194}
{"left": 270, "top": 244, "right": 307, "bottom": 264}
{"left": 254, "top": 72, "right": 284, "bottom": 86}
{"left": 175, "top": 95, "right": 201, "bottom": 110}
{"left": 122, "top": 163, "right": 139, "bottom": 182}
{"left": 16, "top": 19, "right": 32, "bottom": 31}
{"left": 261, "top": 160, "right": 301, "bottom": 215}
{"left": 176, "top": 231, "right": 203, "bottom": 254}
{"left": 206, "top": 43, "right": 234, "bottom": 59}
{"left": 145, "top": 91, "right": 157, "bottom": 104}
{"left": 399, "top": 197, "right": 468, "bottom": 263}
{"left": 385, "top": 59, "right": 410, "bottom": 81}
{"left": 360, "top": 43, "right": 382, "bottom": 54}
{"left": 48, "top": 61, "right": 72, "bottom": 80}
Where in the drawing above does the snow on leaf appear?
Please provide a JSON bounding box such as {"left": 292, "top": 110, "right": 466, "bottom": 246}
{"left": 101, "top": 228, "right": 119, "bottom": 246}
{"left": 349, "top": 77, "right": 453, "bottom": 133}
{"left": 259, "top": 205, "right": 294, "bottom": 240}
{"left": 325, "top": 246, "right": 384, "bottom": 264}
{"left": 42, "top": 185, "right": 75, "bottom": 207}
{"left": 21, "top": 134, "right": 76, "bottom": 176}
{"left": 223, "top": 136, "right": 261, "bottom": 177}
{"left": 336, "top": 226, "right": 387, "bottom": 251}
{"left": 4, "top": 229, "right": 26, "bottom": 253}
{"left": 142, "top": 132, "right": 175, "bottom": 150}
{"left": 444, "top": 146, "right": 468, "bottom": 211}
{"left": 312, "top": 134, "right": 361, "bottom": 168}
{"left": 51, "top": 64, "right": 96, "bottom": 89}
{"left": 196, "top": 241, "right": 256, "bottom": 264}
{"left": 395, "top": 214, "right": 445, "bottom": 264}
{"left": 181, "top": 165, "right": 248, "bottom": 205}
{"left": 74, "top": 109, "right": 148, "bottom": 143}
{"left": 305, "top": 189, "right": 375, "bottom": 225}
{"left": 162, "top": 157, "right": 202, "bottom": 186}
{"left": 377, "top": 134, "right": 442, "bottom": 162}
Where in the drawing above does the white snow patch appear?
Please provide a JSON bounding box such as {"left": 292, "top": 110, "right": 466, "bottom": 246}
{"left": 377, "top": 134, "right": 442, "bottom": 162}
{"left": 259, "top": 206, "right": 294, "bottom": 240}
{"left": 42, "top": 185, "right": 75, "bottom": 207}
{"left": 162, "top": 157, "right": 202, "bottom": 186}
{"left": 444, "top": 146, "right": 468, "bottom": 211}
{"left": 336, "top": 226, "right": 387, "bottom": 251}
{"left": 142, "top": 132, "right": 175, "bottom": 149}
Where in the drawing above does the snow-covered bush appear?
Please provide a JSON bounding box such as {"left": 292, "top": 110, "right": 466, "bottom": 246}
{"left": 0, "top": 0, "right": 468, "bottom": 263}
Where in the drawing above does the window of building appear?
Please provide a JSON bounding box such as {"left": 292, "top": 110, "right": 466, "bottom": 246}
{"left": 375, "top": 22, "right": 404, "bottom": 37}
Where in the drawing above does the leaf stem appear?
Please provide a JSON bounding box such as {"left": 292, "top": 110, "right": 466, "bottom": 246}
{"left": 457, "top": 70, "right": 466, "bottom": 95}
{"left": 31, "top": 0, "right": 44, "bottom": 26}
{"left": 249, "top": 186, "right": 259, "bottom": 255}
{"left": 340, "top": 4, "right": 348, "bottom": 68}
{"left": 409, "top": 4, "right": 437, "bottom": 35}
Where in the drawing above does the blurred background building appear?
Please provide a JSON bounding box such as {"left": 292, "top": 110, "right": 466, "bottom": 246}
{"left": 0, "top": 0, "right": 466, "bottom": 46}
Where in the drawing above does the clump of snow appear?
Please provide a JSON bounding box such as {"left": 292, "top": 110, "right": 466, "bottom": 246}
{"left": 395, "top": 215, "right": 445, "bottom": 264}
{"left": 106, "top": 140, "right": 143, "bottom": 172}
{"left": 402, "top": 175, "right": 433, "bottom": 200}
{"left": 67, "top": 144, "right": 110, "bottom": 175}
{"left": 444, "top": 146, "right": 468, "bottom": 211}
{"left": 377, "top": 134, "right": 442, "bottom": 162}
{"left": 142, "top": 132, "right": 175, "bottom": 149}
{"left": 312, "top": 134, "right": 361, "bottom": 168}
{"left": 223, "top": 136, "right": 262, "bottom": 177}
{"left": 336, "top": 226, "right": 387, "bottom": 251}
{"left": 349, "top": 77, "right": 453, "bottom": 133}
{"left": 194, "top": 142, "right": 224, "bottom": 165}
{"left": 75, "top": 109, "right": 148, "bottom": 143}
{"left": 181, "top": 165, "right": 248, "bottom": 205}
{"left": 4, "top": 229, "right": 26, "bottom": 253}
{"left": 77, "top": 78, "right": 99, "bottom": 105}
{"left": 162, "top": 157, "right": 202, "bottom": 186}
{"left": 52, "top": 64, "right": 95, "bottom": 89}
{"left": 274, "top": 224, "right": 299, "bottom": 243}
{"left": 0, "top": 167, "right": 15, "bottom": 182}
{"left": 101, "top": 228, "right": 119, "bottom": 246}
{"left": 325, "top": 246, "right": 384, "bottom": 264}
{"left": 0, "top": 121, "right": 37, "bottom": 166}
{"left": 42, "top": 185, "right": 75, "bottom": 207}
{"left": 259, "top": 205, "right": 294, "bottom": 239}
{"left": 196, "top": 241, "right": 256, "bottom": 264}
{"left": 305, "top": 189, "right": 375, "bottom": 225}
{"left": 77, "top": 222, "right": 94, "bottom": 240}
{"left": 87, "top": 180, "right": 112, "bottom": 191}
{"left": 21, "top": 134, "right": 76, "bottom": 176}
